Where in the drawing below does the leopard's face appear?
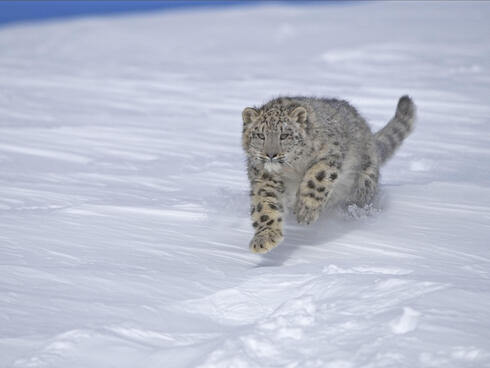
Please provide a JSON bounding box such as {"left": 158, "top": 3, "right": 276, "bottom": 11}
{"left": 242, "top": 106, "right": 308, "bottom": 173}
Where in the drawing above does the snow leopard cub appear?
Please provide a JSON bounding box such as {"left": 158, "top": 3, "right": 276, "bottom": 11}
{"left": 242, "top": 96, "right": 416, "bottom": 253}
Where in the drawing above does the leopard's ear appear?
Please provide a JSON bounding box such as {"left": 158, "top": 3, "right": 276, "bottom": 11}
{"left": 289, "top": 106, "right": 308, "bottom": 125}
{"left": 242, "top": 107, "right": 259, "bottom": 126}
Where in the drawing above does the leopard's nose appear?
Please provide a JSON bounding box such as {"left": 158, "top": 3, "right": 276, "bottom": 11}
{"left": 266, "top": 153, "right": 278, "bottom": 160}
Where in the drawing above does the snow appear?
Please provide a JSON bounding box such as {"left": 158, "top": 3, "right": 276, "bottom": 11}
{"left": 1, "top": 1, "right": 490, "bottom": 367}
{"left": 390, "top": 307, "right": 421, "bottom": 335}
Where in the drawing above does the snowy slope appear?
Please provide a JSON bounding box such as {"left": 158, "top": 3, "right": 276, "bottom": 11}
{"left": 1, "top": 2, "right": 490, "bottom": 367}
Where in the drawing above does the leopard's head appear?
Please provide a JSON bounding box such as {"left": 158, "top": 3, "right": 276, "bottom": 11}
{"left": 242, "top": 105, "right": 308, "bottom": 173}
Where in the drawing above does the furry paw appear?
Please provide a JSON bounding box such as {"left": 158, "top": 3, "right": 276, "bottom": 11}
{"left": 249, "top": 228, "right": 283, "bottom": 254}
{"left": 295, "top": 198, "right": 322, "bottom": 225}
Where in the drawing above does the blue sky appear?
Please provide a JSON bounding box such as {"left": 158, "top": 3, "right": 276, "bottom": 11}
{"left": 0, "top": 1, "right": 353, "bottom": 27}
{"left": 0, "top": 1, "right": 258, "bottom": 27}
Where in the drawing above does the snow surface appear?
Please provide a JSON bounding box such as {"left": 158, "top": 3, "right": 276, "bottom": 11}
{"left": 1, "top": 2, "right": 490, "bottom": 367}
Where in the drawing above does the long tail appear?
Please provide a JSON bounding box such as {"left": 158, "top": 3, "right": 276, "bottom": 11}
{"left": 375, "top": 95, "right": 416, "bottom": 165}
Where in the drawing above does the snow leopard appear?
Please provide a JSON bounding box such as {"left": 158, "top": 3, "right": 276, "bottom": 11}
{"left": 242, "top": 95, "right": 416, "bottom": 253}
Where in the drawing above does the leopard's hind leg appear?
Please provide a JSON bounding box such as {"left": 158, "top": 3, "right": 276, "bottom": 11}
{"left": 348, "top": 152, "right": 379, "bottom": 208}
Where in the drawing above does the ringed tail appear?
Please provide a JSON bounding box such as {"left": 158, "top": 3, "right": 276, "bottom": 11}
{"left": 374, "top": 95, "right": 416, "bottom": 165}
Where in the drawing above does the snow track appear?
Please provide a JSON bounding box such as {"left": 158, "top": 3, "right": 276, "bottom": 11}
{"left": 1, "top": 2, "right": 490, "bottom": 367}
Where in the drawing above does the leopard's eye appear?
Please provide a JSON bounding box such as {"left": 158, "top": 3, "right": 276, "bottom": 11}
{"left": 256, "top": 133, "right": 265, "bottom": 140}
{"left": 280, "top": 133, "right": 289, "bottom": 140}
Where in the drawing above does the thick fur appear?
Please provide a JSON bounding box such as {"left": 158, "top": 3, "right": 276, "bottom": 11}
{"left": 375, "top": 96, "right": 416, "bottom": 164}
{"left": 242, "top": 96, "right": 416, "bottom": 253}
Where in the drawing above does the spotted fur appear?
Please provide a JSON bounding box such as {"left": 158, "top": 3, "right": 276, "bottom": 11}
{"left": 242, "top": 95, "right": 416, "bottom": 253}
{"left": 374, "top": 96, "right": 416, "bottom": 164}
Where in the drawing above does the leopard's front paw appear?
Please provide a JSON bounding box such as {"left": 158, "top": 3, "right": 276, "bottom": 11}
{"left": 249, "top": 228, "right": 283, "bottom": 254}
{"left": 295, "top": 197, "right": 322, "bottom": 225}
